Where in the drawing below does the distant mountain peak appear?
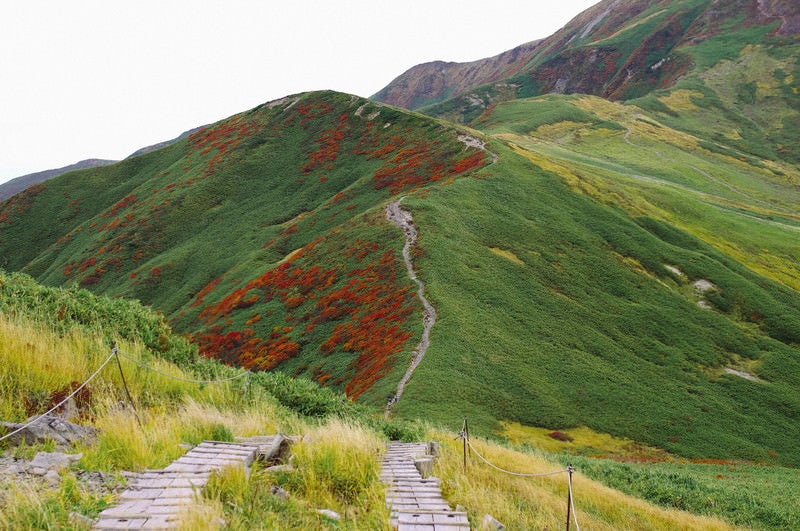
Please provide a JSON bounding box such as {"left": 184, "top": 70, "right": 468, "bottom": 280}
{"left": 0, "top": 159, "right": 117, "bottom": 202}
{"left": 372, "top": 40, "right": 542, "bottom": 110}
{"left": 373, "top": 0, "right": 800, "bottom": 114}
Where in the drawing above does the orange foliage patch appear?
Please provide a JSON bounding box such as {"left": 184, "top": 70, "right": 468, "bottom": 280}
{"left": 192, "top": 234, "right": 416, "bottom": 399}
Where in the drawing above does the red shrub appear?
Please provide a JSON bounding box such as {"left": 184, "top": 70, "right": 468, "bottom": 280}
{"left": 547, "top": 431, "right": 574, "bottom": 442}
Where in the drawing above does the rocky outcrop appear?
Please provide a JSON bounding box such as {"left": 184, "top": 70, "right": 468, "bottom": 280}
{"left": 1, "top": 415, "right": 97, "bottom": 447}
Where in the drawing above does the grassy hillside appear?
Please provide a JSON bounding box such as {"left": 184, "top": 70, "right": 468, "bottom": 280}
{"left": 387, "top": 134, "right": 800, "bottom": 466}
{"left": 477, "top": 94, "right": 800, "bottom": 290}
{"left": 7, "top": 271, "right": 788, "bottom": 529}
{"left": 0, "top": 91, "right": 489, "bottom": 407}
{"left": 2, "top": 87, "right": 799, "bottom": 468}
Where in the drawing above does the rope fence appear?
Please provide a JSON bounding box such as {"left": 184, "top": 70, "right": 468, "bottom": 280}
{"left": 0, "top": 351, "right": 117, "bottom": 443}
{"left": 568, "top": 465, "right": 580, "bottom": 531}
{"left": 1, "top": 343, "right": 253, "bottom": 443}
{"left": 115, "top": 350, "right": 250, "bottom": 384}
{"left": 458, "top": 417, "right": 582, "bottom": 531}
{"left": 465, "top": 438, "right": 569, "bottom": 478}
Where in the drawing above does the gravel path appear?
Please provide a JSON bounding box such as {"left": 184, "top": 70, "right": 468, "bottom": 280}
{"left": 385, "top": 199, "right": 436, "bottom": 414}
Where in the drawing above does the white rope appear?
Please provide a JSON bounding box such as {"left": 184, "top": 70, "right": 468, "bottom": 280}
{"left": 568, "top": 466, "right": 581, "bottom": 531}
{"left": 0, "top": 351, "right": 116, "bottom": 442}
{"left": 466, "top": 438, "right": 568, "bottom": 478}
{"left": 115, "top": 350, "right": 249, "bottom": 384}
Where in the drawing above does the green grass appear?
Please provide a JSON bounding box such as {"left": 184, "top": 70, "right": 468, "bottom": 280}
{"left": 479, "top": 95, "right": 800, "bottom": 291}
{"left": 1, "top": 85, "right": 799, "bottom": 470}
{"left": 389, "top": 136, "right": 800, "bottom": 465}
{"left": 557, "top": 455, "right": 800, "bottom": 530}
{"left": 2, "top": 267, "right": 798, "bottom": 529}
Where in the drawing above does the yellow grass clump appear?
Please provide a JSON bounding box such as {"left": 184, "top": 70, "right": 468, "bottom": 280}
{"left": 0, "top": 313, "right": 114, "bottom": 421}
{"left": 430, "top": 432, "right": 732, "bottom": 530}
{"left": 500, "top": 421, "right": 669, "bottom": 459}
{"left": 288, "top": 419, "right": 386, "bottom": 511}
{"left": 489, "top": 247, "right": 524, "bottom": 265}
{"left": 658, "top": 89, "right": 704, "bottom": 113}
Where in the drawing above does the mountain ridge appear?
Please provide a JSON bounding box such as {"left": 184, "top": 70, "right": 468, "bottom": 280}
{"left": 372, "top": 39, "right": 543, "bottom": 110}
{"left": 0, "top": 159, "right": 117, "bottom": 202}
{"left": 0, "top": 126, "right": 206, "bottom": 203}
{"left": 375, "top": 0, "right": 800, "bottom": 168}
{"left": 1, "top": 1, "right": 799, "bottom": 468}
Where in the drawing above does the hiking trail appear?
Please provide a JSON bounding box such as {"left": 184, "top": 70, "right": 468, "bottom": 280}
{"left": 381, "top": 441, "right": 469, "bottom": 530}
{"left": 384, "top": 136, "right": 494, "bottom": 414}
{"left": 94, "top": 435, "right": 287, "bottom": 530}
{"left": 385, "top": 199, "right": 435, "bottom": 413}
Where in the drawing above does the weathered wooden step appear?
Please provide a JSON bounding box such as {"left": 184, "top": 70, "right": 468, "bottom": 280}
{"left": 381, "top": 442, "right": 469, "bottom": 530}
{"left": 394, "top": 510, "right": 470, "bottom": 527}
{"left": 93, "top": 438, "right": 268, "bottom": 530}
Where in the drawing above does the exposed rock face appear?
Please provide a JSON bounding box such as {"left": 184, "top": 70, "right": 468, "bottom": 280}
{"left": 1, "top": 415, "right": 97, "bottom": 447}
{"left": 372, "top": 40, "right": 542, "bottom": 109}
{"left": 757, "top": 0, "right": 800, "bottom": 34}
{"left": 28, "top": 451, "right": 83, "bottom": 476}
{"left": 373, "top": 0, "right": 799, "bottom": 113}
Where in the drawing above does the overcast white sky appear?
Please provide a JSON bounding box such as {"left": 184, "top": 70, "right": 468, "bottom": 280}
{"left": 0, "top": 0, "right": 598, "bottom": 184}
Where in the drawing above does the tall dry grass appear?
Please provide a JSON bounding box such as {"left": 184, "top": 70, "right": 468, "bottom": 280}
{"left": 0, "top": 313, "right": 113, "bottom": 421}
{"left": 432, "top": 432, "right": 733, "bottom": 530}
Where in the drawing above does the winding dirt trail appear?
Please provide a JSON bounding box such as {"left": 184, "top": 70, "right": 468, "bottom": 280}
{"left": 385, "top": 198, "right": 436, "bottom": 414}
{"left": 383, "top": 135, "right": 495, "bottom": 415}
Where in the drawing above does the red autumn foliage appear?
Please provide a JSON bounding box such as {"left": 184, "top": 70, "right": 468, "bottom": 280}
{"left": 547, "top": 431, "right": 575, "bottom": 442}
{"left": 295, "top": 100, "right": 334, "bottom": 127}
{"left": 361, "top": 131, "right": 488, "bottom": 195}
{"left": 0, "top": 184, "right": 45, "bottom": 225}
{"left": 302, "top": 113, "right": 348, "bottom": 174}
{"left": 451, "top": 151, "right": 487, "bottom": 173}
{"left": 188, "top": 116, "right": 264, "bottom": 177}
{"left": 103, "top": 195, "right": 137, "bottom": 218}
{"left": 192, "top": 277, "right": 223, "bottom": 307}
{"left": 192, "top": 232, "right": 417, "bottom": 399}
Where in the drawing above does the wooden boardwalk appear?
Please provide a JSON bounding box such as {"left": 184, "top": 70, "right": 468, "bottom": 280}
{"left": 382, "top": 442, "right": 469, "bottom": 530}
{"left": 94, "top": 436, "right": 284, "bottom": 530}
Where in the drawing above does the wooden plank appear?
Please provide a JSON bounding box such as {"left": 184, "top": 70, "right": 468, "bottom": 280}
{"left": 190, "top": 445, "right": 256, "bottom": 454}
{"left": 162, "top": 463, "right": 211, "bottom": 473}
{"left": 138, "top": 505, "right": 183, "bottom": 515}
{"left": 141, "top": 516, "right": 179, "bottom": 529}
{"left": 94, "top": 519, "right": 141, "bottom": 530}
{"left": 397, "top": 513, "right": 435, "bottom": 524}
{"left": 119, "top": 488, "right": 163, "bottom": 500}
{"left": 173, "top": 456, "right": 245, "bottom": 465}
{"left": 432, "top": 513, "right": 470, "bottom": 524}
{"left": 150, "top": 497, "right": 194, "bottom": 506}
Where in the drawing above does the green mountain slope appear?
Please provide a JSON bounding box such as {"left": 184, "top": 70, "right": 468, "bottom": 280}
{"left": 390, "top": 129, "right": 800, "bottom": 466}
{"left": 1, "top": 1, "right": 799, "bottom": 468}
{"left": 2, "top": 87, "right": 799, "bottom": 465}
{"left": 0, "top": 90, "right": 489, "bottom": 408}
